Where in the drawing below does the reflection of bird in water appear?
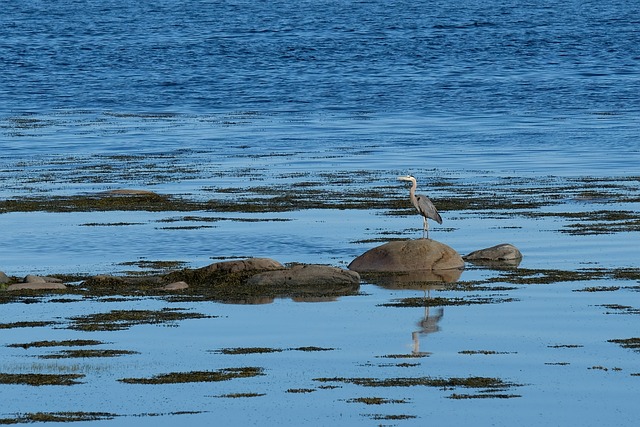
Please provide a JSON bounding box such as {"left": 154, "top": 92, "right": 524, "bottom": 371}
{"left": 412, "top": 290, "right": 444, "bottom": 355}
{"left": 397, "top": 175, "right": 442, "bottom": 239}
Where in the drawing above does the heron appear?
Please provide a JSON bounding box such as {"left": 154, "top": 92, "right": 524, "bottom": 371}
{"left": 397, "top": 175, "right": 442, "bottom": 239}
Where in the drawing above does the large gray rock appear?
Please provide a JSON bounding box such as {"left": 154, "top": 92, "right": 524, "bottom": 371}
{"left": 247, "top": 264, "right": 360, "bottom": 287}
{"left": 464, "top": 244, "right": 522, "bottom": 261}
{"left": 348, "top": 239, "right": 464, "bottom": 273}
{"left": 0, "top": 271, "right": 9, "bottom": 284}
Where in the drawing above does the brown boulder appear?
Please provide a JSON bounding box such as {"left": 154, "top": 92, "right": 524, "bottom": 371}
{"left": 349, "top": 239, "right": 464, "bottom": 273}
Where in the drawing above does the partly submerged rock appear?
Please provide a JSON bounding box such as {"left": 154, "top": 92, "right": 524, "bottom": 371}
{"left": 6, "top": 282, "right": 67, "bottom": 291}
{"left": 159, "top": 281, "right": 189, "bottom": 291}
{"left": 194, "top": 258, "right": 284, "bottom": 274}
{"left": 348, "top": 239, "right": 464, "bottom": 273}
{"left": 24, "top": 275, "right": 63, "bottom": 284}
{"left": 247, "top": 264, "right": 360, "bottom": 287}
{"left": 464, "top": 244, "right": 522, "bottom": 261}
{"left": 463, "top": 243, "right": 522, "bottom": 268}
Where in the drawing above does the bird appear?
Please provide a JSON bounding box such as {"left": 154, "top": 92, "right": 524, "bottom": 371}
{"left": 397, "top": 175, "right": 442, "bottom": 239}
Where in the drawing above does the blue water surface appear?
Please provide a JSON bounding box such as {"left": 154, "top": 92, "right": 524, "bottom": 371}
{"left": 1, "top": 1, "right": 640, "bottom": 426}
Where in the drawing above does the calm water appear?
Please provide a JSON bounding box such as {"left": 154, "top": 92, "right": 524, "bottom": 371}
{"left": 1, "top": 1, "right": 640, "bottom": 425}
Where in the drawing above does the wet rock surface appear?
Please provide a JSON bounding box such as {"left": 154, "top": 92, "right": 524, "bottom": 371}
{"left": 464, "top": 243, "right": 523, "bottom": 261}
{"left": 2, "top": 258, "right": 359, "bottom": 303}
{"left": 463, "top": 244, "right": 523, "bottom": 268}
{"left": 348, "top": 239, "right": 465, "bottom": 273}
{"left": 4, "top": 274, "right": 67, "bottom": 291}
{"left": 247, "top": 264, "right": 360, "bottom": 287}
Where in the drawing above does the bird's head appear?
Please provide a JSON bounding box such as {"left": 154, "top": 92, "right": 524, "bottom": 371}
{"left": 397, "top": 175, "right": 416, "bottom": 184}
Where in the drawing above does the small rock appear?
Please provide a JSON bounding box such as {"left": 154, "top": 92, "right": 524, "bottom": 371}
{"left": 196, "top": 258, "right": 284, "bottom": 274}
{"left": 7, "top": 282, "right": 67, "bottom": 291}
{"left": 24, "top": 275, "right": 47, "bottom": 283}
{"left": 0, "top": 271, "right": 9, "bottom": 284}
{"left": 247, "top": 264, "right": 360, "bottom": 287}
{"left": 160, "top": 281, "right": 189, "bottom": 291}
{"left": 464, "top": 244, "right": 523, "bottom": 261}
{"left": 349, "top": 239, "right": 464, "bottom": 273}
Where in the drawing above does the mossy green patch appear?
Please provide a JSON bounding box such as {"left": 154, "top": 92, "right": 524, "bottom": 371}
{"left": 118, "top": 367, "right": 264, "bottom": 384}
{"left": 68, "top": 308, "right": 214, "bottom": 331}
{"left": 0, "top": 412, "right": 116, "bottom": 424}
{"left": 215, "top": 347, "right": 284, "bottom": 355}
{"left": 0, "top": 373, "right": 84, "bottom": 386}
{"left": 215, "top": 393, "right": 266, "bottom": 398}
{"left": 347, "top": 397, "right": 409, "bottom": 405}
{"left": 379, "top": 296, "right": 515, "bottom": 308}
{"left": 314, "top": 375, "right": 519, "bottom": 390}
{"left": 7, "top": 339, "right": 104, "bottom": 349}
{"left": 39, "top": 349, "right": 139, "bottom": 359}
{"left": 608, "top": 338, "right": 640, "bottom": 352}
{"left": 0, "top": 321, "right": 60, "bottom": 330}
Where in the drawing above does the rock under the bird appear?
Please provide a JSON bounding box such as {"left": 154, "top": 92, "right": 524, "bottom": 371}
{"left": 348, "top": 239, "right": 465, "bottom": 272}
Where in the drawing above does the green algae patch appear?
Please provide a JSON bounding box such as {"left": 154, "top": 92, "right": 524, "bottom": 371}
{"left": 215, "top": 392, "right": 266, "bottom": 398}
{"left": 574, "top": 286, "right": 620, "bottom": 292}
{"left": 0, "top": 412, "right": 116, "bottom": 424}
{"left": 0, "top": 321, "right": 60, "bottom": 330}
{"left": 215, "top": 347, "right": 284, "bottom": 355}
{"left": 39, "top": 349, "right": 139, "bottom": 359}
{"left": 379, "top": 296, "right": 515, "bottom": 308}
{"left": 448, "top": 393, "right": 521, "bottom": 399}
{"left": 367, "top": 414, "right": 417, "bottom": 421}
{"left": 7, "top": 340, "right": 104, "bottom": 349}
{"left": 0, "top": 373, "right": 85, "bottom": 386}
{"left": 459, "top": 350, "right": 514, "bottom": 355}
{"left": 67, "top": 308, "right": 214, "bottom": 331}
{"left": 314, "top": 375, "right": 519, "bottom": 389}
{"left": 347, "top": 397, "right": 408, "bottom": 405}
{"left": 608, "top": 338, "right": 640, "bottom": 352}
{"left": 286, "top": 388, "right": 316, "bottom": 393}
{"left": 314, "top": 375, "right": 522, "bottom": 399}
{"left": 119, "top": 367, "right": 264, "bottom": 384}
{"left": 213, "top": 346, "right": 335, "bottom": 355}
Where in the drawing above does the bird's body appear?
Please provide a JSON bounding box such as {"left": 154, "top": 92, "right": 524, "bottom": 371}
{"left": 397, "top": 175, "right": 442, "bottom": 239}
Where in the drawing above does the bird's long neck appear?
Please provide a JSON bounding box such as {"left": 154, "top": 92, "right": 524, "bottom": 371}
{"left": 409, "top": 180, "right": 417, "bottom": 198}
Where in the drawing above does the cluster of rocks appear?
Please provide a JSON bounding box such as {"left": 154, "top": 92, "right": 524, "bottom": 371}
{"left": 0, "top": 273, "right": 68, "bottom": 291}
{"left": 1, "top": 240, "right": 522, "bottom": 295}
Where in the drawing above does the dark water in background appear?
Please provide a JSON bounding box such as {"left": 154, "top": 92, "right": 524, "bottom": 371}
{"left": 0, "top": 0, "right": 639, "bottom": 270}
{"left": 2, "top": 0, "right": 639, "bottom": 115}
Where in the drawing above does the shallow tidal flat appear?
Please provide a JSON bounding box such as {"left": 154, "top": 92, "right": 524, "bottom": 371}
{"left": 1, "top": 163, "right": 639, "bottom": 425}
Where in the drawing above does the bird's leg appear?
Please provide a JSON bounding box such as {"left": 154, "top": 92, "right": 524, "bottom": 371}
{"left": 423, "top": 217, "right": 429, "bottom": 239}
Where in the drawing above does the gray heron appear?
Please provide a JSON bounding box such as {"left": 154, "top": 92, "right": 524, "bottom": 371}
{"left": 397, "top": 175, "right": 442, "bottom": 239}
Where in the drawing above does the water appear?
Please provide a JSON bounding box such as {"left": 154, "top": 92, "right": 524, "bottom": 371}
{"left": 1, "top": 0, "right": 640, "bottom": 425}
